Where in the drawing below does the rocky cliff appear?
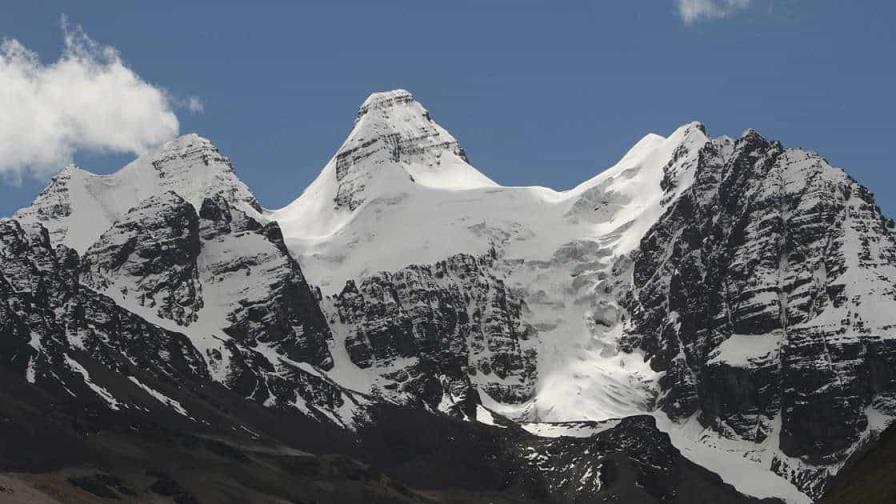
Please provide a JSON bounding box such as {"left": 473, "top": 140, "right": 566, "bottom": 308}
{"left": 330, "top": 252, "right": 537, "bottom": 414}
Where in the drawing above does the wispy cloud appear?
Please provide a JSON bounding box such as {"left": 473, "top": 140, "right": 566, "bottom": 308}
{"left": 677, "top": 0, "right": 752, "bottom": 23}
{"left": 0, "top": 17, "right": 198, "bottom": 182}
{"left": 184, "top": 96, "right": 204, "bottom": 114}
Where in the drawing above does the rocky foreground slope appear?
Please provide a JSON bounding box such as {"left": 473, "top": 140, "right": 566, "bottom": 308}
{"left": 5, "top": 89, "right": 896, "bottom": 503}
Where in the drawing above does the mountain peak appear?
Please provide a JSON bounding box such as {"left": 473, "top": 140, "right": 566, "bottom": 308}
{"left": 14, "top": 132, "right": 259, "bottom": 253}
{"left": 273, "top": 90, "right": 498, "bottom": 232}
{"left": 156, "top": 132, "right": 215, "bottom": 153}
{"left": 143, "top": 132, "right": 227, "bottom": 173}
{"left": 347, "top": 89, "right": 448, "bottom": 147}
{"left": 358, "top": 89, "right": 416, "bottom": 116}
{"left": 342, "top": 89, "right": 497, "bottom": 197}
{"left": 739, "top": 127, "right": 768, "bottom": 143}
{"left": 166, "top": 131, "right": 208, "bottom": 144}
{"left": 333, "top": 89, "right": 497, "bottom": 197}
{"left": 682, "top": 120, "right": 707, "bottom": 135}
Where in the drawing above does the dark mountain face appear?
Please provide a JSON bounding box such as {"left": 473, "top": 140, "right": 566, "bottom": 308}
{"left": 332, "top": 252, "right": 538, "bottom": 413}
{"left": 820, "top": 422, "right": 896, "bottom": 504}
{"left": 621, "top": 131, "right": 896, "bottom": 497}
{"left": 80, "top": 191, "right": 204, "bottom": 326}
{"left": 0, "top": 219, "right": 209, "bottom": 393}
{"left": 3, "top": 94, "right": 894, "bottom": 503}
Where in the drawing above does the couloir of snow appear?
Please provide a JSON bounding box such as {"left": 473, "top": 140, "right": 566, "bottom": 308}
{"left": 64, "top": 354, "right": 121, "bottom": 411}
{"left": 127, "top": 375, "right": 193, "bottom": 419}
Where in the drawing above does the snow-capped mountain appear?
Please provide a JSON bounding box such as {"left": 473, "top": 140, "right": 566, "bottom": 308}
{"left": 5, "top": 88, "right": 895, "bottom": 503}
{"left": 14, "top": 133, "right": 261, "bottom": 253}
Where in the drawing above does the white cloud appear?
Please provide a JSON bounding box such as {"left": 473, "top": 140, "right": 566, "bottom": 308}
{"left": 677, "top": 0, "right": 752, "bottom": 23}
{"left": 185, "top": 96, "right": 204, "bottom": 113}
{"left": 0, "top": 19, "right": 193, "bottom": 181}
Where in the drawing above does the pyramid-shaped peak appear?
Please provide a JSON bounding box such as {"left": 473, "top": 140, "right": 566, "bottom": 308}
{"left": 327, "top": 88, "right": 497, "bottom": 205}
{"left": 351, "top": 89, "right": 443, "bottom": 134}
{"left": 128, "top": 132, "right": 245, "bottom": 184}
{"left": 272, "top": 89, "right": 498, "bottom": 232}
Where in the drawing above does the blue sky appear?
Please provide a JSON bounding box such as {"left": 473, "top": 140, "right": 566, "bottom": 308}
{"left": 1, "top": 1, "right": 895, "bottom": 216}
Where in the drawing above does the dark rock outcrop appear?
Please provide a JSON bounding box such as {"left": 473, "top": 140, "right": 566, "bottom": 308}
{"left": 198, "top": 195, "right": 334, "bottom": 370}
{"left": 81, "top": 192, "right": 203, "bottom": 326}
{"left": 77, "top": 192, "right": 335, "bottom": 372}
{"left": 0, "top": 218, "right": 208, "bottom": 400}
{"left": 622, "top": 129, "right": 896, "bottom": 494}
{"left": 332, "top": 253, "right": 537, "bottom": 412}
{"left": 514, "top": 416, "right": 780, "bottom": 504}
{"left": 821, "top": 423, "right": 896, "bottom": 503}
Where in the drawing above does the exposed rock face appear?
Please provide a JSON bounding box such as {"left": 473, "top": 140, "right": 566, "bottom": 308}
{"left": 72, "top": 195, "right": 341, "bottom": 417}
{"left": 75, "top": 189, "right": 335, "bottom": 372}
{"left": 11, "top": 165, "right": 78, "bottom": 246}
{"left": 0, "top": 218, "right": 208, "bottom": 395}
{"left": 81, "top": 192, "right": 203, "bottom": 326}
{"left": 623, "top": 129, "right": 896, "bottom": 494}
{"left": 198, "top": 195, "right": 334, "bottom": 369}
{"left": 146, "top": 134, "right": 261, "bottom": 213}
{"left": 332, "top": 252, "right": 537, "bottom": 412}
{"left": 1, "top": 216, "right": 362, "bottom": 433}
